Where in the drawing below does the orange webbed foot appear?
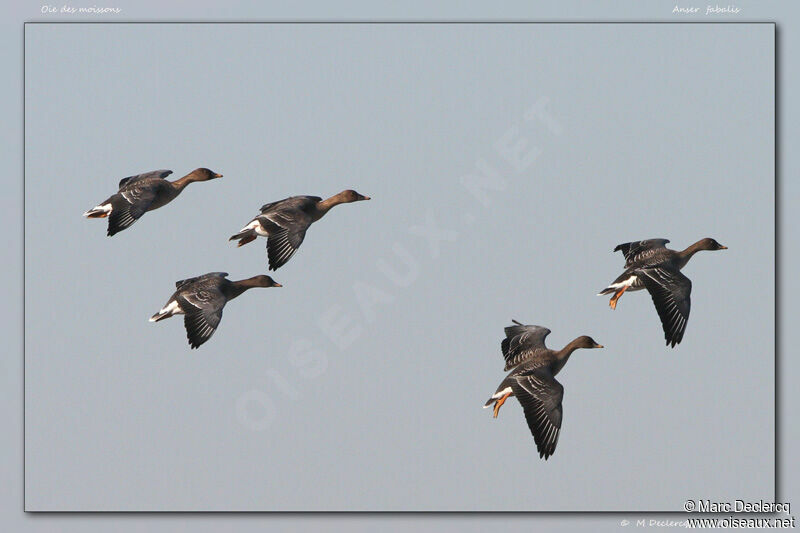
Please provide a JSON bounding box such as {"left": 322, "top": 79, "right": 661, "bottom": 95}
{"left": 492, "top": 392, "right": 511, "bottom": 418}
{"left": 609, "top": 286, "right": 628, "bottom": 310}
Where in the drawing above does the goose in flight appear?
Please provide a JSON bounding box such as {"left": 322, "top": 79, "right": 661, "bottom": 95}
{"left": 229, "top": 190, "right": 370, "bottom": 271}
{"left": 83, "top": 168, "right": 222, "bottom": 236}
{"left": 599, "top": 238, "right": 727, "bottom": 347}
{"left": 484, "top": 320, "right": 604, "bottom": 460}
{"left": 150, "top": 272, "right": 281, "bottom": 349}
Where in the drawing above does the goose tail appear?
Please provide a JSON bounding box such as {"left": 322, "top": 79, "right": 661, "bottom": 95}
{"left": 83, "top": 203, "right": 111, "bottom": 218}
{"left": 149, "top": 301, "right": 180, "bottom": 322}
{"left": 149, "top": 311, "right": 171, "bottom": 322}
{"left": 598, "top": 274, "right": 637, "bottom": 296}
{"left": 483, "top": 386, "right": 512, "bottom": 408}
{"left": 229, "top": 228, "right": 257, "bottom": 247}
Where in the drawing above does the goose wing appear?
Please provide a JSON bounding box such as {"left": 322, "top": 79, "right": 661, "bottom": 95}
{"left": 118, "top": 169, "right": 172, "bottom": 189}
{"left": 107, "top": 179, "right": 164, "bottom": 236}
{"left": 640, "top": 266, "right": 692, "bottom": 348}
{"left": 614, "top": 239, "right": 670, "bottom": 268}
{"left": 511, "top": 368, "right": 564, "bottom": 460}
{"left": 257, "top": 198, "right": 318, "bottom": 270}
{"left": 175, "top": 272, "right": 229, "bottom": 291}
{"left": 259, "top": 195, "right": 321, "bottom": 214}
{"left": 264, "top": 223, "right": 309, "bottom": 270}
{"left": 175, "top": 283, "right": 226, "bottom": 349}
{"left": 501, "top": 321, "right": 551, "bottom": 371}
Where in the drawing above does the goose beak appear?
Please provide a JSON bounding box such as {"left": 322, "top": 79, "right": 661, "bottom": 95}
{"left": 215, "top": 173, "right": 223, "bottom": 178}
{"left": 361, "top": 196, "right": 371, "bottom": 201}
{"left": 719, "top": 245, "right": 728, "bottom": 250}
{"left": 273, "top": 283, "right": 282, "bottom": 287}
{"left": 594, "top": 344, "right": 604, "bottom": 349}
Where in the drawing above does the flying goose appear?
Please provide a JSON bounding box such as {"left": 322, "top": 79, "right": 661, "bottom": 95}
{"left": 229, "top": 190, "right": 371, "bottom": 270}
{"left": 150, "top": 272, "right": 281, "bottom": 349}
{"left": 83, "top": 168, "right": 222, "bottom": 236}
{"left": 599, "top": 238, "right": 727, "bottom": 347}
{"left": 484, "top": 321, "right": 604, "bottom": 460}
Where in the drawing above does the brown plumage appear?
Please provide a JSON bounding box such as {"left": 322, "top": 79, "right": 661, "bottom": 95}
{"left": 83, "top": 168, "right": 222, "bottom": 236}
{"left": 149, "top": 272, "right": 281, "bottom": 349}
{"left": 599, "top": 238, "right": 727, "bottom": 347}
{"left": 229, "top": 190, "right": 371, "bottom": 270}
{"left": 484, "top": 320, "right": 604, "bottom": 460}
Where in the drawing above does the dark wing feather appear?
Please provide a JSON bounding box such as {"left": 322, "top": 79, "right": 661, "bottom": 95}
{"left": 265, "top": 226, "right": 308, "bottom": 271}
{"left": 639, "top": 267, "right": 692, "bottom": 348}
{"left": 107, "top": 181, "right": 159, "bottom": 236}
{"left": 118, "top": 169, "right": 172, "bottom": 189}
{"left": 256, "top": 201, "right": 315, "bottom": 270}
{"left": 614, "top": 239, "right": 670, "bottom": 267}
{"left": 107, "top": 199, "right": 139, "bottom": 236}
{"left": 175, "top": 272, "right": 228, "bottom": 290}
{"left": 176, "top": 287, "right": 226, "bottom": 349}
{"left": 259, "top": 196, "right": 321, "bottom": 214}
{"left": 501, "top": 322, "right": 551, "bottom": 371}
{"left": 511, "top": 369, "right": 564, "bottom": 460}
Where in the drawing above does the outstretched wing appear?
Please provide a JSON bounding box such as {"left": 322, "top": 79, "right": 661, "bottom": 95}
{"left": 107, "top": 181, "right": 161, "bottom": 236}
{"left": 501, "top": 321, "right": 551, "bottom": 371}
{"left": 639, "top": 267, "right": 692, "bottom": 348}
{"left": 118, "top": 169, "right": 172, "bottom": 189}
{"left": 259, "top": 195, "right": 321, "bottom": 214}
{"left": 614, "top": 239, "right": 670, "bottom": 268}
{"left": 175, "top": 286, "right": 226, "bottom": 349}
{"left": 265, "top": 224, "right": 309, "bottom": 270}
{"left": 175, "top": 272, "right": 228, "bottom": 291}
{"left": 257, "top": 198, "right": 317, "bottom": 270}
{"left": 511, "top": 368, "right": 564, "bottom": 460}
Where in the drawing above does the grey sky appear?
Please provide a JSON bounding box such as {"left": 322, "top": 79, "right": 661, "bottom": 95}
{"left": 25, "top": 23, "right": 773, "bottom": 511}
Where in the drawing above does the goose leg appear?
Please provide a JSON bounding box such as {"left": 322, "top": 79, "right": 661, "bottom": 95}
{"left": 493, "top": 392, "right": 511, "bottom": 418}
{"left": 609, "top": 286, "right": 629, "bottom": 310}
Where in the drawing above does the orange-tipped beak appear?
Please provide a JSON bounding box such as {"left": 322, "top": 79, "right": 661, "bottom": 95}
{"left": 362, "top": 196, "right": 371, "bottom": 200}
{"left": 273, "top": 283, "right": 283, "bottom": 287}
{"left": 215, "top": 173, "right": 223, "bottom": 178}
{"left": 719, "top": 246, "right": 728, "bottom": 250}
{"left": 595, "top": 344, "right": 604, "bottom": 349}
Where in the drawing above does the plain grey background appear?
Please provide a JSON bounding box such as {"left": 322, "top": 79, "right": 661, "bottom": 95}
{"left": 24, "top": 22, "right": 774, "bottom": 511}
